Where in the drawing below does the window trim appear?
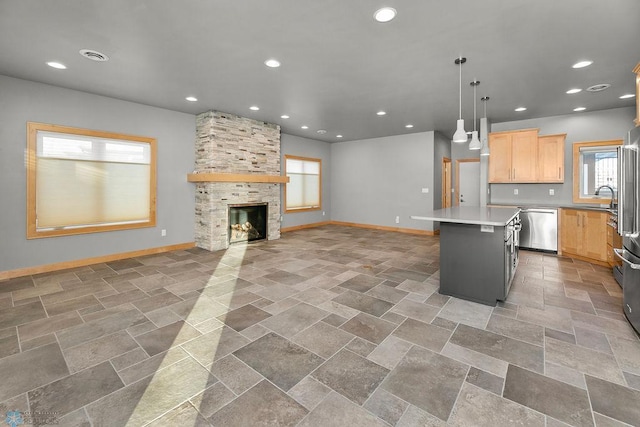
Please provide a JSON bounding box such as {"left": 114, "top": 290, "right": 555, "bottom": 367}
{"left": 284, "top": 155, "right": 322, "bottom": 214}
{"left": 26, "top": 122, "right": 157, "bottom": 239}
{"left": 572, "top": 139, "right": 622, "bottom": 204}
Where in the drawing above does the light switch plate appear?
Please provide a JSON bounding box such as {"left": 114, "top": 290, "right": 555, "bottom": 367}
{"left": 514, "top": 189, "right": 519, "bottom": 195}
{"left": 421, "top": 188, "right": 429, "bottom": 193}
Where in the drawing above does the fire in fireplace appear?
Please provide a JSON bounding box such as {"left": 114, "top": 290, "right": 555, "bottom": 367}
{"left": 228, "top": 203, "right": 268, "bottom": 244}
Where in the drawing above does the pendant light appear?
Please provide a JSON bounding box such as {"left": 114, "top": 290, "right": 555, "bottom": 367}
{"left": 452, "top": 57, "right": 468, "bottom": 143}
{"left": 469, "top": 80, "right": 481, "bottom": 150}
{"left": 480, "top": 96, "right": 490, "bottom": 156}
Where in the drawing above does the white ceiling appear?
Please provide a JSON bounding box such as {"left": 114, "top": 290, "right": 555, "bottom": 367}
{"left": 0, "top": 0, "right": 638, "bottom": 142}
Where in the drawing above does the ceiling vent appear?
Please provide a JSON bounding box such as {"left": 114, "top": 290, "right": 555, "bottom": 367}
{"left": 79, "top": 49, "right": 109, "bottom": 62}
{"left": 586, "top": 83, "right": 611, "bottom": 92}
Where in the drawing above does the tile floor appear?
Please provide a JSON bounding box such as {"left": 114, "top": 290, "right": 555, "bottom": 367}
{"left": 1, "top": 225, "right": 640, "bottom": 426}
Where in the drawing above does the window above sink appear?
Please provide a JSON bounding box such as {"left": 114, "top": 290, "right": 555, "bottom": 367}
{"left": 572, "top": 139, "right": 622, "bottom": 205}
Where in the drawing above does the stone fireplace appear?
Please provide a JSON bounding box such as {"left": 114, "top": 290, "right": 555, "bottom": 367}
{"left": 193, "top": 111, "right": 282, "bottom": 251}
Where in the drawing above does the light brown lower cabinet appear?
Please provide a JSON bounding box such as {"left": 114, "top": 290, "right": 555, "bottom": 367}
{"left": 607, "top": 224, "right": 623, "bottom": 267}
{"left": 560, "top": 209, "right": 608, "bottom": 264}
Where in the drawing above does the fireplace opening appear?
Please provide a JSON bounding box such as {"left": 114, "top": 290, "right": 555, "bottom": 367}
{"left": 228, "top": 203, "right": 268, "bottom": 244}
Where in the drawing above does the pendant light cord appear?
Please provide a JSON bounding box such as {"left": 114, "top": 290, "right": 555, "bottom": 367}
{"left": 473, "top": 83, "right": 477, "bottom": 131}
{"left": 458, "top": 59, "right": 462, "bottom": 119}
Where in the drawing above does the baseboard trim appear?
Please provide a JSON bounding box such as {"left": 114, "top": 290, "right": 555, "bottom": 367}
{"left": 327, "top": 221, "right": 437, "bottom": 236}
{"left": 281, "top": 220, "right": 436, "bottom": 235}
{"left": 280, "top": 222, "right": 332, "bottom": 233}
{"left": 0, "top": 242, "right": 196, "bottom": 281}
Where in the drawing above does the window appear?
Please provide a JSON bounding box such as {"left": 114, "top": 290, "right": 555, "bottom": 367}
{"left": 284, "top": 155, "right": 321, "bottom": 213}
{"left": 27, "top": 122, "right": 156, "bottom": 238}
{"left": 572, "top": 140, "right": 622, "bottom": 204}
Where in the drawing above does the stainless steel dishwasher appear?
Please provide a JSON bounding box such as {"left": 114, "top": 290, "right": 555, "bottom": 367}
{"left": 518, "top": 208, "right": 558, "bottom": 252}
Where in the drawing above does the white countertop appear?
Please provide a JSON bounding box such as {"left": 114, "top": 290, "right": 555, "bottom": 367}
{"left": 411, "top": 207, "right": 520, "bottom": 226}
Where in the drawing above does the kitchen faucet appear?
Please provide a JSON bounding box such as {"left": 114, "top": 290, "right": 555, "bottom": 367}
{"left": 595, "top": 185, "right": 616, "bottom": 209}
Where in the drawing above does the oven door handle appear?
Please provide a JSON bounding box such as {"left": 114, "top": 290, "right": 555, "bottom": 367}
{"left": 614, "top": 248, "right": 640, "bottom": 270}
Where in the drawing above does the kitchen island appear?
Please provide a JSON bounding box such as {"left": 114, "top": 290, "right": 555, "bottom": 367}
{"left": 412, "top": 207, "right": 521, "bottom": 306}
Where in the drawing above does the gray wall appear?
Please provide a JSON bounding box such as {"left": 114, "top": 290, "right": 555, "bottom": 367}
{"left": 0, "top": 75, "right": 196, "bottom": 272}
{"left": 280, "top": 134, "right": 332, "bottom": 228}
{"left": 331, "top": 132, "right": 436, "bottom": 231}
{"left": 489, "top": 107, "right": 635, "bottom": 205}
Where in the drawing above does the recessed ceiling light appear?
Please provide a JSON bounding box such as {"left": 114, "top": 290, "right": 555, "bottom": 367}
{"left": 515, "top": 107, "right": 527, "bottom": 112}
{"left": 573, "top": 107, "right": 586, "bottom": 112}
{"left": 79, "top": 49, "right": 109, "bottom": 62}
{"left": 249, "top": 106, "right": 260, "bottom": 111}
{"left": 264, "top": 59, "right": 281, "bottom": 68}
{"left": 280, "top": 115, "right": 290, "bottom": 119}
{"left": 620, "top": 94, "right": 636, "bottom": 99}
{"left": 185, "top": 96, "right": 198, "bottom": 102}
{"left": 376, "top": 111, "right": 386, "bottom": 116}
{"left": 374, "top": 7, "right": 397, "bottom": 23}
{"left": 336, "top": 135, "right": 343, "bottom": 138}
{"left": 317, "top": 129, "right": 327, "bottom": 134}
{"left": 47, "top": 61, "right": 66, "bottom": 69}
{"left": 572, "top": 60, "right": 592, "bottom": 69}
{"left": 566, "top": 88, "right": 582, "bottom": 94}
{"left": 586, "top": 83, "right": 611, "bottom": 92}
{"left": 301, "top": 125, "right": 309, "bottom": 129}
{"left": 405, "top": 124, "right": 414, "bottom": 128}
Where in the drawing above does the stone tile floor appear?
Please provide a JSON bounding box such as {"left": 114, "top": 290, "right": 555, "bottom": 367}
{"left": 1, "top": 225, "right": 640, "bottom": 426}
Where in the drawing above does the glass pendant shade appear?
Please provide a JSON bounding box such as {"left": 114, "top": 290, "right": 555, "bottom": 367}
{"left": 452, "top": 119, "right": 467, "bottom": 143}
{"left": 469, "top": 130, "right": 481, "bottom": 150}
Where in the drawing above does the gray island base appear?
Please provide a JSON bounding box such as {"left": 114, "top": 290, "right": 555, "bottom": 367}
{"left": 412, "top": 207, "right": 521, "bottom": 307}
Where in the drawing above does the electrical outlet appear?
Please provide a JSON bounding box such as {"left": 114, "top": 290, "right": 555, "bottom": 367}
{"left": 161, "top": 229, "right": 166, "bottom": 237}
{"left": 421, "top": 188, "right": 429, "bottom": 193}
{"left": 549, "top": 189, "right": 555, "bottom": 196}
{"left": 395, "top": 216, "right": 400, "bottom": 224}
{"left": 514, "top": 189, "right": 519, "bottom": 195}
{"left": 322, "top": 211, "right": 325, "bottom": 216}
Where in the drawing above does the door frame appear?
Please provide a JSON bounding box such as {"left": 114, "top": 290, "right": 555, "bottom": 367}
{"left": 455, "top": 158, "right": 480, "bottom": 206}
{"left": 442, "top": 157, "right": 452, "bottom": 209}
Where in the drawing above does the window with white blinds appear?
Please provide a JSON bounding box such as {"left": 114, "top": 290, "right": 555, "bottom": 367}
{"left": 284, "top": 155, "right": 321, "bottom": 212}
{"left": 27, "top": 122, "right": 156, "bottom": 238}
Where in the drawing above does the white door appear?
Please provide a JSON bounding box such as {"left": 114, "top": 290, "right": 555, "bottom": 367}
{"left": 458, "top": 160, "right": 480, "bottom": 206}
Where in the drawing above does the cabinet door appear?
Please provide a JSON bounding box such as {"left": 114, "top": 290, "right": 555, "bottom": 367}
{"left": 560, "top": 209, "right": 580, "bottom": 255}
{"left": 537, "top": 134, "right": 565, "bottom": 182}
{"left": 511, "top": 130, "right": 538, "bottom": 182}
{"left": 488, "top": 133, "right": 512, "bottom": 183}
{"left": 581, "top": 211, "right": 608, "bottom": 261}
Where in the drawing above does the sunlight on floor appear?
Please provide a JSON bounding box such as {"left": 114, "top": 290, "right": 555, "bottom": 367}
{"left": 127, "top": 243, "right": 247, "bottom": 426}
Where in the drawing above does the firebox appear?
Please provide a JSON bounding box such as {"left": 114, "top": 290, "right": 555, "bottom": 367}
{"left": 228, "top": 203, "right": 268, "bottom": 244}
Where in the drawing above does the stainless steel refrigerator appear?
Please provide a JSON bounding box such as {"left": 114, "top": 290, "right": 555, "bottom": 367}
{"left": 617, "top": 125, "right": 640, "bottom": 334}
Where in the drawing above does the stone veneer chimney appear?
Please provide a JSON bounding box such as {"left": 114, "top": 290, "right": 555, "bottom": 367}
{"left": 194, "top": 111, "right": 281, "bottom": 251}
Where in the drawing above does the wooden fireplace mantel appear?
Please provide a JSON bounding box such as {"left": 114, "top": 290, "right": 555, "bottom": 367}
{"left": 187, "top": 173, "right": 289, "bottom": 184}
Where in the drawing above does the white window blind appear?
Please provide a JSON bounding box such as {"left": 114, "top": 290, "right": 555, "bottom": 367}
{"left": 285, "top": 157, "right": 321, "bottom": 211}
{"left": 30, "top": 125, "right": 155, "bottom": 235}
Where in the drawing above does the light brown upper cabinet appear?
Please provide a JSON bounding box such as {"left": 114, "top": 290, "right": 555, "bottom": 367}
{"left": 537, "top": 134, "right": 566, "bottom": 183}
{"left": 488, "top": 129, "right": 539, "bottom": 183}
{"left": 634, "top": 62, "right": 639, "bottom": 127}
